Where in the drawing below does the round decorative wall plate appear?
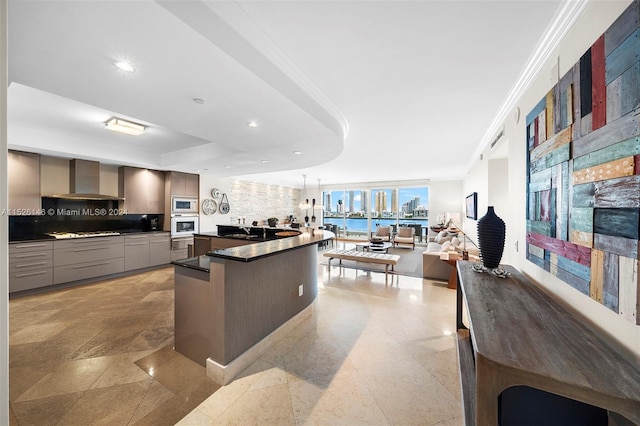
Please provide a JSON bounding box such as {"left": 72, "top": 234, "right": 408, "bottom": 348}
{"left": 202, "top": 198, "right": 217, "bottom": 215}
{"left": 211, "top": 188, "right": 222, "bottom": 199}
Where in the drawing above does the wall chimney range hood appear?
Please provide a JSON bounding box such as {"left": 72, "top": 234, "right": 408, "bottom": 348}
{"left": 49, "top": 159, "right": 124, "bottom": 201}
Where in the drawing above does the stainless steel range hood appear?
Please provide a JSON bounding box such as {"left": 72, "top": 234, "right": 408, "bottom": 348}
{"left": 49, "top": 159, "right": 124, "bottom": 201}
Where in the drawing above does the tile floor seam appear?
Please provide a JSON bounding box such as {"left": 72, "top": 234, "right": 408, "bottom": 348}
{"left": 354, "top": 368, "right": 396, "bottom": 426}
{"left": 125, "top": 377, "right": 157, "bottom": 425}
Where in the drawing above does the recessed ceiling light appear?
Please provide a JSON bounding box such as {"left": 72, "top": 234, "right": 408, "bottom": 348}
{"left": 105, "top": 117, "right": 146, "bottom": 135}
{"left": 114, "top": 60, "right": 135, "bottom": 73}
{"left": 293, "top": 151, "right": 302, "bottom": 155}
{"left": 261, "top": 160, "right": 268, "bottom": 163}
{"left": 247, "top": 121, "right": 258, "bottom": 128}
{"left": 224, "top": 165, "right": 231, "bottom": 168}
{"left": 193, "top": 98, "right": 205, "bottom": 105}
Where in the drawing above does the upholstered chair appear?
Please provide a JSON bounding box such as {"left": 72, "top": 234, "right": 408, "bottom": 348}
{"left": 393, "top": 226, "right": 415, "bottom": 249}
{"left": 370, "top": 225, "right": 392, "bottom": 242}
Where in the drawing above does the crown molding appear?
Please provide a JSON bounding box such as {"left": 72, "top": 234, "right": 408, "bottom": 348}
{"left": 469, "top": 0, "right": 591, "bottom": 167}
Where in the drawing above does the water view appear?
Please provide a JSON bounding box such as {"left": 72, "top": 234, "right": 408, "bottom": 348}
{"left": 322, "top": 217, "right": 428, "bottom": 238}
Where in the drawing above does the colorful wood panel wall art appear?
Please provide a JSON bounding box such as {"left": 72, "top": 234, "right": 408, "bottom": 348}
{"left": 526, "top": 0, "right": 640, "bottom": 325}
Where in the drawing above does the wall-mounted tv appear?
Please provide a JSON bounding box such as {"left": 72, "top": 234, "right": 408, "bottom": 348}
{"left": 466, "top": 192, "right": 478, "bottom": 220}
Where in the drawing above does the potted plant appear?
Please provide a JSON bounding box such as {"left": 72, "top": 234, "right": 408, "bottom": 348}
{"left": 267, "top": 217, "right": 279, "bottom": 227}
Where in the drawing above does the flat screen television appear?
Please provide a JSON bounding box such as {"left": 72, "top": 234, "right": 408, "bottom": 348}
{"left": 466, "top": 192, "right": 478, "bottom": 220}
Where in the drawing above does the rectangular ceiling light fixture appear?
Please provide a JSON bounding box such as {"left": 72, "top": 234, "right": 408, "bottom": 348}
{"left": 105, "top": 117, "right": 146, "bottom": 135}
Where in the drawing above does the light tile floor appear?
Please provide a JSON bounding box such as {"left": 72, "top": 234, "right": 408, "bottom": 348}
{"left": 9, "top": 247, "right": 463, "bottom": 425}
{"left": 9, "top": 268, "right": 219, "bottom": 425}
{"left": 180, "top": 253, "right": 463, "bottom": 425}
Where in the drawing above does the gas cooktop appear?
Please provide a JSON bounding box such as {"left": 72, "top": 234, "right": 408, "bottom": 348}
{"left": 47, "top": 231, "right": 121, "bottom": 239}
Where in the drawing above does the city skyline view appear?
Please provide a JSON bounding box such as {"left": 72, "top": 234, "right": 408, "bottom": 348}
{"left": 324, "top": 187, "right": 429, "bottom": 218}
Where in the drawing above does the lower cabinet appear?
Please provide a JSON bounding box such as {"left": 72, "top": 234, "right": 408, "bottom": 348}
{"left": 171, "top": 236, "right": 194, "bottom": 261}
{"left": 10, "top": 232, "right": 172, "bottom": 293}
{"left": 9, "top": 241, "right": 54, "bottom": 292}
{"left": 150, "top": 232, "right": 171, "bottom": 266}
{"left": 126, "top": 232, "right": 171, "bottom": 270}
{"left": 53, "top": 236, "right": 125, "bottom": 285}
{"left": 125, "top": 234, "right": 150, "bottom": 271}
{"left": 54, "top": 258, "right": 125, "bottom": 284}
{"left": 194, "top": 235, "right": 255, "bottom": 256}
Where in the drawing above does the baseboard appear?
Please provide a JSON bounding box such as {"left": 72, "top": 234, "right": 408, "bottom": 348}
{"left": 206, "top": 300, "right": 317, "bottom": 385}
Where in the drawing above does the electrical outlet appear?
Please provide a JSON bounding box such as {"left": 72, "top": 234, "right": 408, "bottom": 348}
{"left": 298, "top": 284, "right": 303, "bottom": 297}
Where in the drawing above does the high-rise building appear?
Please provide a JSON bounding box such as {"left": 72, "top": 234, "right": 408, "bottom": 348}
{"left": 391, "top": 190, "right": 398, "bottom": 213}
{"left": 361, "top": 191, "right": 368, "bottom": 214}
{"left": 375, "top": 191, "right": 387, "bottom": 215}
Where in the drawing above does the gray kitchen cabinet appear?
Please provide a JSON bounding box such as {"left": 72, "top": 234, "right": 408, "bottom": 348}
{"left": 53, "top": 236, "right": 125, "bottom": 284}
{"left": 124, "top": 234, "right": 150, "bottom": 271}
{"left": 171, "top": 235, "right": 194, "bottom": 261}
{"left": 149, "top": 232, "right": 170, "bottom": 266}
{"left": 119, "top": 166, "right": 165, "bottom": 214}
{"left": 8, "top": 150, "right": 41, "bottom": 213}
{"left": 194, "top": 235, "right": 254, "bottom": 256}
{"left": 185, "top": 173, "right": 199, "bottom": 197}
{"left": 193, "top": 234, "right": 211, "bottom": 256}
{"left": 168, "top": 171, "right": 199, "bottom": 197}
{"left": 9, "top": 241, "right": 53, "bottom": 292}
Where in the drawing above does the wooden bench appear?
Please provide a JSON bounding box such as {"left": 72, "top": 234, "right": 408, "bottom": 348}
{"left": 323, "top": 249, "right": 400, "bottom": 280}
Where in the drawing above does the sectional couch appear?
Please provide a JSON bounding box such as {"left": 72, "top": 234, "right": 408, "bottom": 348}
{"left": 422, "top": 230, "right": 480, "bottom": 281}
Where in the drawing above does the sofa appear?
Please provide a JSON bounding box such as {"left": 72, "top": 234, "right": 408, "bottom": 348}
{"left": 422, "top": 230, "right": 479, "bottom": 280}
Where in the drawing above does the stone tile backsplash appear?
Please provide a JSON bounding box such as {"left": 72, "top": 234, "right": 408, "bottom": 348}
{"left": 228, "top": 180, "right": 304, "bottom": 225}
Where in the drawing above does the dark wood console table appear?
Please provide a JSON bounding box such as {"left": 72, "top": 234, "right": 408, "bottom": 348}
{"left": 455, "top": 261, "right": 640, "bottom": 425}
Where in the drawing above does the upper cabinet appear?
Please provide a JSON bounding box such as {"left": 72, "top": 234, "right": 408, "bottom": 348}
{"left": 118, "top": 167, "right": 165, "bottom": 214}
{"left": 8, "top": 150, "right": 41, "bottom": 213}
{"left": 167, "top": 171, "right": 199, "bottom": 197}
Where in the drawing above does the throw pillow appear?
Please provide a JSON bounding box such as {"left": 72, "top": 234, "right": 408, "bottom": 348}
{"left": 435, "top": 231, "right": 451, "bottom": 244}
{"left": 440, "top": 241, "right": 451, "bottom": 251}
{"left": 450, "top": 236, "right": 460, "bottom": 247}
{"left": 398, "top": 227, "right": 412, "bottom": 238}
{"left": 377, "top": 226, "right": 390, "bottom": 236}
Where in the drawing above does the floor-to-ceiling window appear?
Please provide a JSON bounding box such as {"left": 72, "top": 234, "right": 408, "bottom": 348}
{"left": 322, "top": 189, "right": 368, "bottom": 239}
{"left": 323, "top": 185, "right": 428, "bottom": 241}
{"left": 396, "top": 187, "right": 429, "bottom": 242}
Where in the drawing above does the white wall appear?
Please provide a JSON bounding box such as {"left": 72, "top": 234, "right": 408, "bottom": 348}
{"left": 198, "top": 175, "right": 302, "bottom": 232}
{"left": 427, "top": 179, "right": 464, "bottom": 228}
{"left": 468, "top": 0, "right": 639, "bottom": 360}
{"left": 462, "top": 154, "right": 489, "bottom": 243}
{"left": 487, "top": 157, "right": 510, "bottom": 263}
{"left": 1, "top": 0, "right": 9, "bottom": 421}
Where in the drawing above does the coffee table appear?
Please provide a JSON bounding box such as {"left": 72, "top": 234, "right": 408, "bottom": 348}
{"left": 355, "top": 241, "right": 392, "bottom": 253}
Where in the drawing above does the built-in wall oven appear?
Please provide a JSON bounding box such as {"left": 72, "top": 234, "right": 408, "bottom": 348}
{"left": 171, "top": 196, "right": 198, "bottom": 215}
{"left": 171, "top": 215, "right": 199, "bottom": 237}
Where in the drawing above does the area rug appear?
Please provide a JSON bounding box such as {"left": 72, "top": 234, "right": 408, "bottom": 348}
{"left": 321, "top": 245, "right": 425, "bottom": 278}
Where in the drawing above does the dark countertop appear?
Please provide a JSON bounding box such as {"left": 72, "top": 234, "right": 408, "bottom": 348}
{"left": 194, "top": 231, "right": 262, "bottom": 242}
{"left": 209, "top": 230, "right": 332, "bottom": 261}
{"left": 171, "top": 255, "right": 213, "bottom": 272}
{"left": 172, "top": 230, "right": 334, "bottom": 271}
{"left": 204, "top": 225, "right": 306, "bottom": 242}
{"left": 9, "top": 229, "right": 169, "bottom": 243}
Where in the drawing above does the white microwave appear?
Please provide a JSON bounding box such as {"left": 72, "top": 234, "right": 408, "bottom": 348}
{"left": 171, "top": 215, "right": 199, "bottom": 237}
{"left": 171, "top": 196, "right": 198, "bottom": 215}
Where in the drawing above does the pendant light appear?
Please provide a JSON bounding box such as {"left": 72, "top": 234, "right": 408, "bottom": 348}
{"left": 299, "top": 174, "right": 311, "bottom": 210}
{"left": 314, "top": 178, "right": 324, "bottom": 210}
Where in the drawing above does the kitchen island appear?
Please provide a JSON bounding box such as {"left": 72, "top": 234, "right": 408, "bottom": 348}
{"left": 172, "top": 228, "right": 332, "bottom": 385}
